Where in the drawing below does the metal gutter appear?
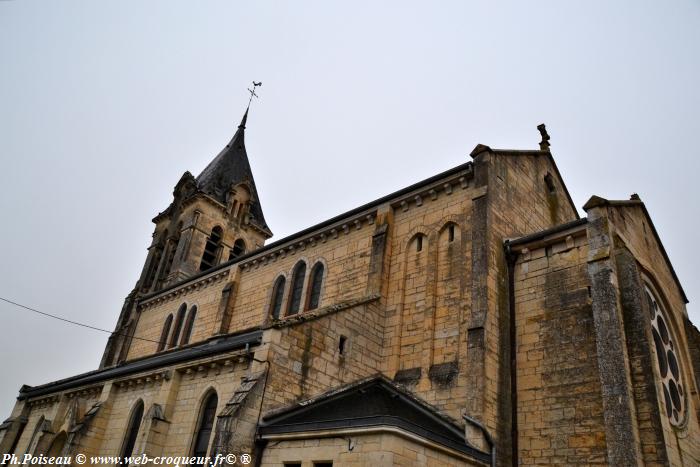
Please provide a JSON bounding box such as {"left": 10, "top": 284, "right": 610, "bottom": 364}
{"left": 18, "top": 330, "right": 262, "bottom": 400}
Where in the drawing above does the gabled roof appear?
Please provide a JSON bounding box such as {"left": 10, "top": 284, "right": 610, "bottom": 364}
{"left": 470, "top": 144, "right": 580, "bottom": 221}
{"left": 259, "top": 375, "right": 490, "bottom": 463}
{"left": 196, "top": 109, "right": 269, "bottom": 232}
{"left": 583, "top": 195, "right": 688, "bottom": 303}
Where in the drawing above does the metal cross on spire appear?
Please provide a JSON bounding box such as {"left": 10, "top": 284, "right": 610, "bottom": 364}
{"left": 247, "top": 81, "right": 262, "bottom": 108}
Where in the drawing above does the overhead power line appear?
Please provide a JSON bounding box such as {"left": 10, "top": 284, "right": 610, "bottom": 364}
{"left": 0, "top": 296, "right": 163, "bottom": 346}
{"left": 0, "top": 296, "right": 257, "bottom": 363}
{"left": 0, "top": 297, "right": 258, "bottom": 364}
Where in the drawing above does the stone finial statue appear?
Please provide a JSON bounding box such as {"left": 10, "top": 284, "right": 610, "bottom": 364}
{"left": 537, "top": 123, "right": 551, "bottom": 151}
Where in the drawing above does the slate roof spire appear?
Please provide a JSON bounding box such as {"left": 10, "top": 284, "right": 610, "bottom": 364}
{"left": 195, "top": 106, "right": 269, "bottom": 233}
{"left": 238, "top": 106, "right": 249, "bottom": 129}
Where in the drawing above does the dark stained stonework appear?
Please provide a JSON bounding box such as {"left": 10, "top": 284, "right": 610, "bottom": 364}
{"left": 586, "top": 207, "right": 643, "bottom": 466}
{"left": 428, "top": 361, "right": 459, "bottom": 387}
{"left": 393, "top": 367, "right": 422, "bottom": 387}
{"left": 615, "top": 247, "right": 670, "bottom": 465}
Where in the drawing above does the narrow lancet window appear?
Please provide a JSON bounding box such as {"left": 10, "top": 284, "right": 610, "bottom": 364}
{"left": 270, "top": 277, "right": 286, "bottom": 319}
{"left": 192, "top": 391, "right": 218, "bottom": 462}
{"left": 180, "top": 306, "right": 197, "bottom": 346}
{"left": 544, "top": 173, "right": 556, "bottom": 194}
{"left": 158, "top": 225, "right": 181, "bottom": 287}
{"left": 121, "top": 400, "right": 144, "bottom": 461}
{"left": 287, "top": 262, "right": 306, "bottom": 316}
{"left": 306, "top": 263, "right": 324, "bottom": 310}
{"left": 169, "top": 303, "right": 187, "bottom": 348}
{"left": 143, "top": 230, "right": 167, "bottom": 290}
{"left": 47, "top": 432, "right": 67, "bottom": 456}
{"left": 157, "top": 314, "right": 173, "bottom": 352}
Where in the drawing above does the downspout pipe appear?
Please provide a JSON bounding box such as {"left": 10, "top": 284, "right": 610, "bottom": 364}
{"left": 504, "top": 240, "right": 519, "bottom": 467}
{"left": 251, "top": 354, "right": 271, "bottom": 467}
{"left": 463, "top": 413, "right": 495, "bottom": 467}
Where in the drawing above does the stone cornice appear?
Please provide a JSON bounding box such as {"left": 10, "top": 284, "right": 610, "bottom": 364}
{"left": 239, "top": 211, "right": 377, "bottom": 272}
{"left": 64, "top": 385, "right": 102, "bottom": 400}
{"left": 179, "top": 349, "right": 250, "bottom": 377}
{"left": 115, "top": 369, "right": 171, "bottom": 392}
{"left": 390, "top": 167, "right": 473, "bottom": 213}
{"left": 139, "top": 268, "right": 230, "bottom": 310}
{"left": 182, "top": 191, "right": 226, "bottom": 214}
{"left": 27, "top": 395, "right": 59, "bottom": 408}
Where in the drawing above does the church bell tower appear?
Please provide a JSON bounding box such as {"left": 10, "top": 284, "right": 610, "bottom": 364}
{"left": 100, "top": 107, "right": 272, "bottom": 368}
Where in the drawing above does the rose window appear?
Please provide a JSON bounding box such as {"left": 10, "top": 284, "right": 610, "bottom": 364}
{"left": 646, "top": 285, "right": 685, "bottom": 427}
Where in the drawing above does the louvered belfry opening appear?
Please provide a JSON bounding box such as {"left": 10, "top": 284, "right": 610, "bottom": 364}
{"left": 199, "top": 226, "right": 223, "bottom": 271}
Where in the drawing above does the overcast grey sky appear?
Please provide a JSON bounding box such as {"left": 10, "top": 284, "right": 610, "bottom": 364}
{"left": 1, "top": 1, "right": 699, "bottom": 418}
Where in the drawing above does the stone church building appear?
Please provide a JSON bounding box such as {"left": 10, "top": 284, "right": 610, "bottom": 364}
{"left": 2, "top": 108, "right": 700, "bottom": 466}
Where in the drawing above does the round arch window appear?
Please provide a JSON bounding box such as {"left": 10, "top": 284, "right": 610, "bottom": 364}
{"left": 645, "top": 284, "right": 686, "bottom": 427}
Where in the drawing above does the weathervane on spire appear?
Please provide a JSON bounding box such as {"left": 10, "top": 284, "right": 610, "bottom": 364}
{"left": 247, "top": 81, "right": 262, "bottom": 107}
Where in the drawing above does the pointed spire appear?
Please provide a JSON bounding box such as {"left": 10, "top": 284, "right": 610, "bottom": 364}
{"left": 195, "top": 107, "right": 269, "bottom": 232}
{"left": 238, "top": 107, "right": 249, "bottom": 129}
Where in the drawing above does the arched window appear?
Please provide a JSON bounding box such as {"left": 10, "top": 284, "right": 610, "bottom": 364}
{"left": 143, "top": 230, "right": 167, "bottom": 290}
{"left": 169, "top": 303, "right": 187, "bottom": 348}
{"left": 416, "top": 234, "right": 425, "bottom": 252}
{"left": 228, "top": 239, "right": 246, "bottom": 261}
{"left": 121, "top": 400, "right": 144, "bottom": 461}
{"left": 199, "top": 226, "right": 223, "bottom": 271}
{"left": 231, "top": 200, "right": 239, "bottom": 218}
{"left": 270, "top": 277, "right": 286, "bottom": 320}
{"left": 287, "top": 262, "right": 307, "bottom": 316}
{"left": 47, "top": 431, "right": 67, "bottom": 456}
{"left": 117, "top": 319, "right": 136, "bottom": 364}
{"left": 158, "top": 225, "right": 182, "bottom": 286}
{"left": 544, "top": 173, "right": 556, "bottom": 194}
{"left": 157, "top": 314, "right": 173, "bottom": 352}
{"left": 305, "top": 263, "right": 324, "bottom": 311}
{"left": 180, "top": 306, "right": 197, "bottom": 346}
{"left": 192, "top": 391, "right": 218, "bottom": 462}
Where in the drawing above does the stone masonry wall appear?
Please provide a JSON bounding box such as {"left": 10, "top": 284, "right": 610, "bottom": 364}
{"left": 479, "top": 149, "right": 580, "bottom": 465}
{"left": 262, "top": 299, "right": 385, "bottom": 409}
{"left": 381, "top": 172, "right": 474, "bottom": 421}
{"left": 9, "top": 351, "right": 254, "bottom": 459}
{"left": 127, "top": 269, "right": 233, "bottom": 359}
{"left": 232, "top": 221, "right": 374, "bottom": 333}
{"left": 260, "top": 432, "right": 484, "bottom": 466}
{"left": 513, "top": 231, "right": 608, "bottom": 465}
{"left": 126, "top": 208, "right": 376, "bottom": 362}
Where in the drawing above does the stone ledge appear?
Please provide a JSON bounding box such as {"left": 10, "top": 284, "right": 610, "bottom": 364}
{"left": 266, "top": 294, "right": 381, "bottom": 329}
{"left": 138, "top": 268, "right": 230, "bottom": 310}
